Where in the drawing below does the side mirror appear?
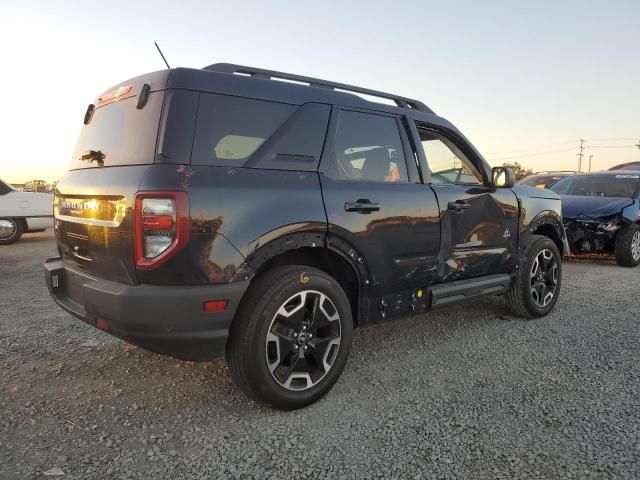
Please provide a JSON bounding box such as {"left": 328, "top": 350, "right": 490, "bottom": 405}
{"left": 492, "top": 166, "right": 515, "bottom": 188}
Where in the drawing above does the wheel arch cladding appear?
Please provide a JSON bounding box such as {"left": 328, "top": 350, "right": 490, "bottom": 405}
{"left": 528, "top": 213, "right": 565, "bottom": 257}
{"left": 248, "top": 244, "right": 361, "bottom": 328}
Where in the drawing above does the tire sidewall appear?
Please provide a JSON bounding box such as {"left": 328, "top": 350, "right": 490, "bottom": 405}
{"left": 615, "top": 225, "right": 640, "bottom": 267}
{"left": 242, "top": 267, "right": 353, "bottom": 409}
{"left": 518, "top": 236, "right": 562, "bottom": 317}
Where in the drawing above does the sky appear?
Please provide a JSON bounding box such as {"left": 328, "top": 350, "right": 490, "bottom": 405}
{"left": 1, "top": 0, "right": 638, "bottom": 183}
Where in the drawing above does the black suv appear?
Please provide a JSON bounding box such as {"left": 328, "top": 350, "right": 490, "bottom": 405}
{"left": 45, "top": 64, "right": 565, "bottom": 409}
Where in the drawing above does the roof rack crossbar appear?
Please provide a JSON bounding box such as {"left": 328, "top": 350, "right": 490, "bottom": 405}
{"left": 204, "top": 63, "right": 434, "bottom": 114}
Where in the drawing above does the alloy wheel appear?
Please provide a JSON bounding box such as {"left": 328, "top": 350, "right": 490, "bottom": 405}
{"left": 265, "top": 290, "right": 342, "bottom": 391}
{"left": 529, "top": 248, "right": 559, "bottom": 308}
{"left": 0, "top": 219, "right": 17, "bottom": 241}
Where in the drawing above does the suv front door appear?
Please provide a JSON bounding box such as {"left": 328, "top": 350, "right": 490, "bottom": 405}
{"left": 319, "top": 109, "right": 441, "bottom": 298}
{"left": 412, "top": 122, "right": 519, "bottom": 282}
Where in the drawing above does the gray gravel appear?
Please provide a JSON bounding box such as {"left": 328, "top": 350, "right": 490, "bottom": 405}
{"left": 1, "top": 231, "right": 639, "bottom": 479}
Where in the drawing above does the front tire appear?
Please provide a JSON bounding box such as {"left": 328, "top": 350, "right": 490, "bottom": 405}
{"left": 227, "top": 265, "right": 353, "bottom": 410}
{"left": 0, "top": 218, "right": 24, "bottom": 245}
{"left": 506, "top": 235, "right": 562, "bottom": 318}
{"left": 614, "top": 225, "right": 640, "bottom": 267}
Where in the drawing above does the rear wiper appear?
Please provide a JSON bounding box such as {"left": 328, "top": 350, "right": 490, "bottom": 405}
{"left": 79, "top": 150, "right": 105, "bottom": 166}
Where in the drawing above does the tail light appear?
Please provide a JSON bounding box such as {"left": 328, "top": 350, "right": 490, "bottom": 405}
{"left": 133, "top": 192, "right": 189, "bottom": 269}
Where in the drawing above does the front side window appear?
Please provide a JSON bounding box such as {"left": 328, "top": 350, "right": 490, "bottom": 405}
{"left": 191, "top": 93, "right": 296, "bottom": 165}
{"left": 327, "top": 110, "right": 408, "bottom": 183}
{"left": 417, "top": 128, "right": 482, "bottom": 185}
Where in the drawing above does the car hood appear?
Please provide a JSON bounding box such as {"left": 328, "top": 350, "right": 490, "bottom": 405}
{"left": 560, "top": 195, "right": 634, "bottom": 220}
{"left": 512, "top": 185, "right": 560, "bottom": 200}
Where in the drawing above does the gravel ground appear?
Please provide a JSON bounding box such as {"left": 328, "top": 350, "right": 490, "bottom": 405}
{"left": 1, "top": 231, "right": 639, "bottom": 479}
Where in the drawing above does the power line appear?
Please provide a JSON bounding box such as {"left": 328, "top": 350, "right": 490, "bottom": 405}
{"left": 488, "top": 147, "right": 577, "bottom": 161}
{"left": 486, "top": 137, "right": 638, "bottom": 156}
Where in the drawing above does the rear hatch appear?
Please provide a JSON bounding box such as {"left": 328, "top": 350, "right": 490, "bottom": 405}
{"left": 54, "top": 72, "right": 169, "bottom": 285}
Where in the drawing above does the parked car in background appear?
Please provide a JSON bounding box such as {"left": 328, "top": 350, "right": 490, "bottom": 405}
{"left": 0, "top": 178, "right": 53, "bottom": 244}
{"left": 609, "top": 161, "right": 640, "bottom": 172}
{"left": 550, "top": 171, "right": 640, "bottom": 267}
{"left": 517, "top": 171, "right": 576, "bottom": 189}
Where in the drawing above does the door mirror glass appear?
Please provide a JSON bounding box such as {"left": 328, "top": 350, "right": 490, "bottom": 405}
{"left": 492, "top": 167, "right": 515, "bottom": 188}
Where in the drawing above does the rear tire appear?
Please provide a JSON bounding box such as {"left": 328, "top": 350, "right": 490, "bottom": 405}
{"left": 0, "top": 218, "right": 24, "bottom": 245}
{"left": 227, "top": 265, "right": 353, "bottom": 410}
{"left": 506, "top": 235, "right": 562, "bottom": 318}
{"left": 614, "top": 225, "right": 640, "bottom": 267}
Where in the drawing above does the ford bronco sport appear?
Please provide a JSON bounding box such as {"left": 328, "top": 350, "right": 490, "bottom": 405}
{"left": 45, "top": 64, "right": 565, "bottom": 409}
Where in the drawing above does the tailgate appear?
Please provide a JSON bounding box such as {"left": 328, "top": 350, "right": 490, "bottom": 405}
{"left": 54, "top": 166, "right": 150, "bottom": 285}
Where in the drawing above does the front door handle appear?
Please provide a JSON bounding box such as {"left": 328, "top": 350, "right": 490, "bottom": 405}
{"left": 448, "top": 201, "right": 471, "bottom": 212}
{"left": 345, "top": 199, "right": 380, "bottom": 214}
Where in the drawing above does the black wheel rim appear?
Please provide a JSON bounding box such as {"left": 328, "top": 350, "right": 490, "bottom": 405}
{"left": 529, "top": 248, "right": 559, "bottom": 308}
{"left": 0, "top": 219, "right": 17, "bottom": 240}
{"left": 265, "top": 290, "right": 342, "bottom": 391}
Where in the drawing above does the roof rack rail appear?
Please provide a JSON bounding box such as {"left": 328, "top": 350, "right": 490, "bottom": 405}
{"left": 203, "top": 63, "right": 434, "bottom": 114}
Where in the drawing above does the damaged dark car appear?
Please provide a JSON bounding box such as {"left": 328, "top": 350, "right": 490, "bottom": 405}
{"left": 550, "top": 171, "right": 640, "bottom": 267}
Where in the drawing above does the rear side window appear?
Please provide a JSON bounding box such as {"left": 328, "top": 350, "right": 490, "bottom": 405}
{"left": 69, "top": 92, "right": 164, "bottom": 170}
{"left": 327, "top": 110, "right": 408, "bottom": 183}
{"left": 0, "top": 180, "right": 15, "bottom": 195}
{"left": 191, "top": 94, "right": 296, "bottom": 166}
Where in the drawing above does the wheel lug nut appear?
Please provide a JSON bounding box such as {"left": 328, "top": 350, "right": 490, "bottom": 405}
{"left": 303, "top": 345, "right": 308, "bottom": 351}
{"left": 293, "top": 332, "right": 297, "bottom": 338}
{"left": 308, "top": 333, "right": 312, "bottom": 339}
{"left": 294, "top": 345, "right": 299, "bottom": 350}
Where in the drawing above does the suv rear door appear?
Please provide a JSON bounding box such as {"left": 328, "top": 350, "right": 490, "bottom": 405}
{"left": 319, "top": 108, "right": 440, "bottom": 297}
{"left": 412, "top": 122, "right": 519, "bottom": 281}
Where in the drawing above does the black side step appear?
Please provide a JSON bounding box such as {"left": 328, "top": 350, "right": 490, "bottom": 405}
{"left": 430, "top": 274, "right": 511, "bottom": 309}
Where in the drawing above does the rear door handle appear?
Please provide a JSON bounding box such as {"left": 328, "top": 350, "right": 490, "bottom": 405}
{"left": 345, "top": 199, "right": 380, "bottom": 214}
{"left": 448, "top": 201, "right": 471, "bottom": 212}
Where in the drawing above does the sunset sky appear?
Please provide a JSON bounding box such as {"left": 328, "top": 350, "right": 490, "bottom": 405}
{"left": 1, "top": 0, "right": 638, "bottom": 183}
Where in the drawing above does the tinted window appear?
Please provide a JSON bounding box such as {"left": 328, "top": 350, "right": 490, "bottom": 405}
{"left": 327, "top": 111, "right": 408, "bottom": 182}
{"left": 0, "top": 179, "right": 15, "bottom": 195}
{"left": 192, "top": 94, "right": 296, "bottom": 166}
{"left": 70, "top": 92, "right": 164, "bottom": 169}
{"left": 550, "top": 174, "right": 639, "bottom": 198}
{"left": 417, "top": 128, "right": 482, "bottom": 185}
{"left": 519, "top": 175, "right": 566, "bottom": 189}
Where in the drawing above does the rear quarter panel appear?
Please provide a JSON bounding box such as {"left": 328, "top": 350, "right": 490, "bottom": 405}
{"left": 137, "top": 164, "right": 327, "bottom": 285}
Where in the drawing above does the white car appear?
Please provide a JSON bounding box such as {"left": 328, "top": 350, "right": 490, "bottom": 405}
{"left": 0, "top": 178, "right": 53, "bottom": 244}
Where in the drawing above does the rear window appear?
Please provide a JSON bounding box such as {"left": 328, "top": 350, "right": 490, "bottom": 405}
{"left": 519, "top": 175, "right": 563, "bottom": 188}
{"left": 550, "top": 174, "right": 639, "bottom": 198}
{"left": 191, "top": 93, "right": 296, "bottom": 166}
{"left": 69, "top": 92, "right": 164, "bottom": 169}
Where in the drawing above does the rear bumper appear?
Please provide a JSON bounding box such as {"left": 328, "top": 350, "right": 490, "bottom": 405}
{"left": 44, "top": 257, "right": 249, "bottom": 361}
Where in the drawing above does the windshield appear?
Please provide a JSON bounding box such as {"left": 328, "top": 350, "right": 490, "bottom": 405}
{"left": 550, "top": 174, "right": 639, "bottom": 198}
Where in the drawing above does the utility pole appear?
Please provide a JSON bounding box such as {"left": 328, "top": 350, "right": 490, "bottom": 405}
{"left": 588, "top": 154, "right": 593, "bottom": 172}
{"left": 577, "top": 139, "right": 585, "bottom": 172}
